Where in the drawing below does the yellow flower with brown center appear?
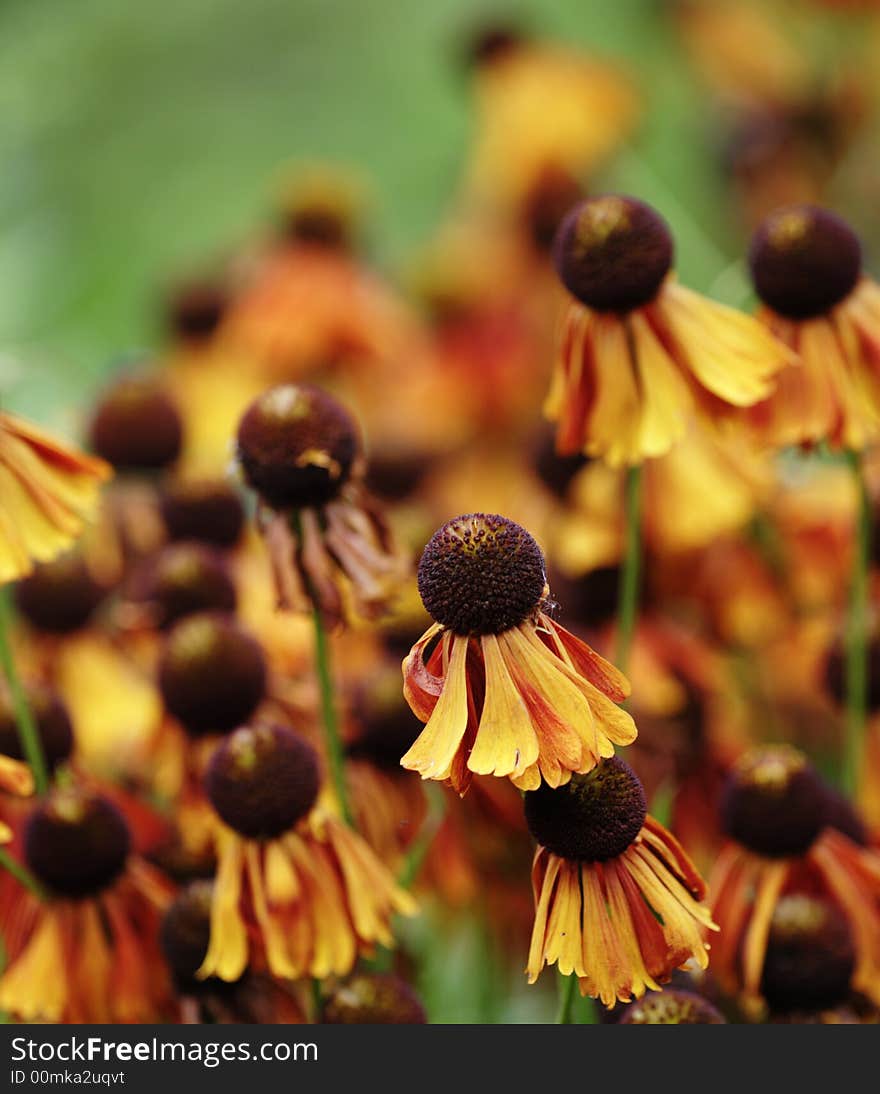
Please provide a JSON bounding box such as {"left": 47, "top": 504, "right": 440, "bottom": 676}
{"left": 401, "top": 513, "right": 636, "bottom": 795}
{"left": 524, "top": 756, "right": 717, "bottom": 1007}
{"left": 197, "top": 723, "right": 416, "bottom": 983}
{"left": 710, "top": 745, "right": 880, "bottom": 1016}
{"left": 0, "top": 412, "right": 111, "bottom": 584}
{"left": 744, "top": 204, "right": 880, "bottom": 449}
{"left": 545, "top": 195, "right": 789, "bottom": 467}
{"left": 0, "top": 786, "right": 173, "bottom": 1022}
{"left": 237, "top": 384, "right": 408, "bottom": 627}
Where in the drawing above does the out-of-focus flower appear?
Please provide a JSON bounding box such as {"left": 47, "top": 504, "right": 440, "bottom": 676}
{"left": 196, "top": 724, "right": 416, "bottom": 982}
{"left": 460, "top": 28, "right": 638, "bottom": 214}
{"left": 524, "top": 756, "right": 717, "bottom": 1007}
{"left": 236, "top": 384, "right": 407, "bottom": 627}
{"left": 0, "top": 412, "right": 111, "bottom": 584}
{"left": 744, "top": 205, "right": 880, "bottom": 449}
{"left": 617, "top": 988, "right": 726, "bottom": 1024}
{"left": 321, "top": 971, "right": 427, "bottom": 1024}
{"left": 401, "top": 514, "right": 636, "bottom": 795}
{"left": 0, "top": 786, "right": 173, "bottom": 1021}
{"left": 546, "top": 195, "right": 788, "bottom": 466}
{"left": 710, "top": 746, "right": 880, "bottom": 1016}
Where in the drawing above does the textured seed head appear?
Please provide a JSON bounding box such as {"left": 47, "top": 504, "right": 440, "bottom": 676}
{"left": 322, "top": 972, "right": 427, "bottom": 1024}
{"left": 159, "top": 880, "right": 217, "bottom": 989}
{"left": 0, "top": 685, "right": 74, "bottom": 771}
{"left": 15, "top": 552, "right": 108, "bottom": 634}
{"left": 143, "top": 542, "right": 237, "bottom": 628}
{"left": 524, "top": 756, "right": 647, "bottom": 862}
{"left": 417, "top": 513, "right": 547, "bottom": 636}
{"left": 619, "top": 989, "right": 726, "bottom": 1025}
{"left": 160, "top": 479, "right": 245, "bottom": 548}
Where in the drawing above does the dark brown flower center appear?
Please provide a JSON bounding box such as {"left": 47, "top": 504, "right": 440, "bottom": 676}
{"left": 553, "top": 195, "right": 673, "bottom": 312}
{"left": 748, "top": 205, "right": 861, "bottom": 319}
{"left": 237, "top": 384, "right": 359, "bottom": 509}
{"left": 760, "top": 894, "right": 855, "bottom": 1014}
{"left": 166, "top": 281, "right": 230, "bottom": 342}
{"left": 524, "top": 756, "right": 647, "bottom": 862}
{"left": 322, "top": 972, "right": 427, "bottom": 1024}
{"left": 417, "top": 513, "right": 547, "bottom": 636}
{"left": 619, "top": 989, "right": 726, "bottom": 1025}
{"left": 158, "top": 613, "right": 266, "bottom": 737}
{"left": 142, "top": 542, "right": 237, "bottom": 628}
{"left": 159, "top": 879, "right": 217, "bottom": 989}
{"left": 160, "top": 479, "right": 245, "bottom": 548}
{"left": 89, "top": 374, "right": 183, "bottom": 472}
{"left": 721, "top": 746, "right": 825, "bottom": 857}
{"left": 15, "top": 552, "right": 108, "bottom": 634}
{"left": 205, "top": 724, "right": 320, "bottom": 840}
{"left": 25, "top": 788, "right": 130, "bottom": 898}
{"left": 0, "top": 685, "right": 73, "bottom": 771}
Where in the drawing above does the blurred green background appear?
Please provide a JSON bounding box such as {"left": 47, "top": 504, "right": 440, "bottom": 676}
{"left": 0, "top": 0, "right": 782, "bottom": 425}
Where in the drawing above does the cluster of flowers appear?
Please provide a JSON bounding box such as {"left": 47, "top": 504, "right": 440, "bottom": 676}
{"left": 2, "top": 9, "right": 880, "bottom": 1026}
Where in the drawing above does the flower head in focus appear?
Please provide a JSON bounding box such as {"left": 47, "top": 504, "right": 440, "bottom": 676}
{"left": 524, "top": 755, "right": 717, "bottom": 1007}
{"left": 401, "top": 513, "right": 636, "bottom": 795}
{"left": 545, "top": 195, "right": 789, "bottom": 466}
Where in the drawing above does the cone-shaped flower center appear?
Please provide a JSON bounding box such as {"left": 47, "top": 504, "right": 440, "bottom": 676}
{"left": 15, "top": 553, "right": 107, "bottom": 635}
{"left": 237, "top": 384, "right": 359, "bottom": 509}
{"left": 167, "top": 281, "right": 229, "bottom": 341}
{"left": 159, "top": 880, "right": 215, "bottom": 988}
{"left": 25, "top": 787, "right": 130, "bottom": 898}
{"left": 417, "top": 513, "right": 547, "bottom": 636}
{"left": 749, "top": 205, "right": 861, "bottom": 319}
{"left": 158, "top": 613, "right": 267, "bottom": 737}
{"left": 322, "top": 972, "right": 427, "bottom": 1024}
{"left": 89, "top": 375, "right": 183, "bottom": 471}
{"left": 761, "top": 894, "right": 855, "bottom": 1014}
{"left": 524, "top": 755, "right": 647, "bottom": 861}
{"left": 205, "top": 724, "right": 320, "bottom": 840}
{"left": 0, "top": 685, "right": 73, "bottom": 771}
{"left": 721, "top": 745, "right": 825, "bottom": 858}
{"left": 160, "top": 479, "right": 245, "bottom": 548}
{"left": 553, "top": 195, "right": 673, "bottom": 312}
{"left": 147, "top": 542, "right": 236, "bottom": 628}
{"left": 619, "top": 990, "right": 726, "bottom": 1025}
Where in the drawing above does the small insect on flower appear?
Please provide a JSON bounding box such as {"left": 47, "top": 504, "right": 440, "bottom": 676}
{"left": 744, "top": 205, "right": 880, "bottom": 449}
{"left": 545, "top": 195, "right": 789, "bottom": 466}
{"left": 196, "top": 723, "right": 416, "bottom": 983}
{"left": 401, "top": 513, "right": 636, "bottom": 795}
{"left": 524, "top": 756, "right": 717, "bottom": 1007}
{"left": 236, "top": 383, "right": 407, "bottom": 627}
{"left": 0, "top": 786, "right": 173, "bottom": 1022}
{"left": 710, "top": 745, "right": 880, "bottom": 1016}
{"left": 0, "top": 412, "right": 111, "bottom": 584}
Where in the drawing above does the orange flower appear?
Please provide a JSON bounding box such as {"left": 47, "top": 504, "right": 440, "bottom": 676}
{"left": 401, "top": 514, "right": 635, "bottom": 795}
{"left": 524, "top": 756, "right": 717, "bottom": 1007}
{"left": 0, "top": 787, "right": 173, "bottom": 1022}
{"left": 0, "top": 412, "right": 111, "bottom": 584}
{"left": 710, "top": 745, "right": 880, "bottom": 1016}
{"left": 545, "top": 195, "right": 789, "bottom": 467}
{"left": 196, "top": 724, "right": 416, "bottom": 983}
{"left": 743, "top": 205, "right": 880, "bottom": 449}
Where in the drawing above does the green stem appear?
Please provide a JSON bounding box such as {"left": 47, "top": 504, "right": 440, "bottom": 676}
{"left": 0, "top": 847, "right": 45, "bottom": 899}
{"left": 843, "top": 449, "right": 871, "bottom": 798}
{"left": 556, "top": 971, "right": 577, "bottom": 1024}
{"left": 0, "top": 586, "right": 48, "bottom": 794}
{"left": 615, "top": 465, "right": 644, "bottom": 674}
{"left": 310, "top": 601, "right": 354, "bottom": 828}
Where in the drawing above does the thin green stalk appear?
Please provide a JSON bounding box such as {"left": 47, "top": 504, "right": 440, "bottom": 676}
{"left": 843, "top": 449, "right": 871, "bottom": 797}
{"left": 0, "top": 847, "right": 45, "bottom": 899}
{"left": 556, "top": 970, "right": 577, "bottom": 1024}
{"left": 0, "top": 586, "right": 49, "bottom": 794}
{"left": 615, "top": 465, "right": 644, "bottom": 674}
{"left": 310, "top": 601, "right": 354, "bottom": 828}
